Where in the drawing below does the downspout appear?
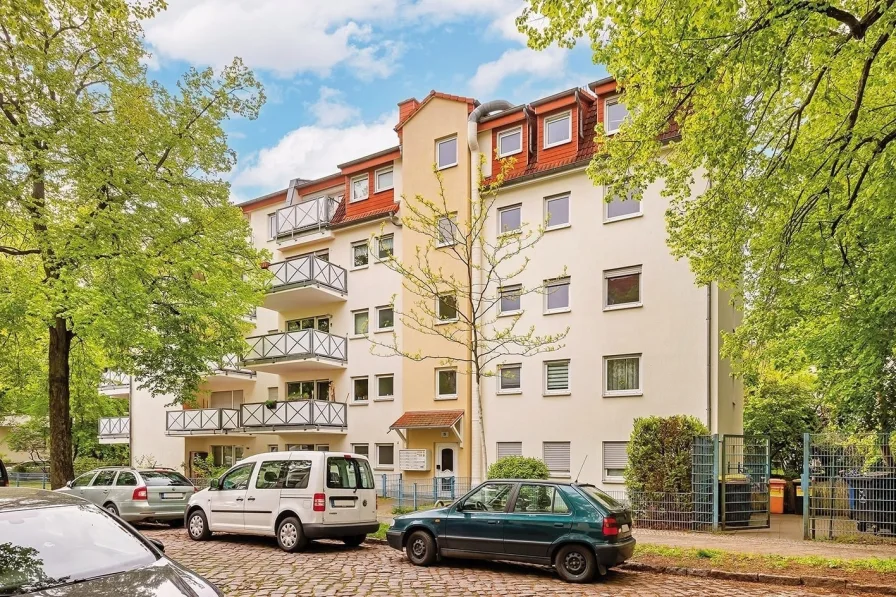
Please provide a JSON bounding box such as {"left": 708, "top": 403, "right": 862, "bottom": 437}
{"left": 706, "top": 284, "right": 713, "bottom": 433}
{"left": 467, "top": 100, "right": 513, "bottom": 483}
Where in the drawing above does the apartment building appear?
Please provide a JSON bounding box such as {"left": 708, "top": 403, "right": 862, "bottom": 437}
{"left": 98, "top": 78, "right": 742, "bottom": 489}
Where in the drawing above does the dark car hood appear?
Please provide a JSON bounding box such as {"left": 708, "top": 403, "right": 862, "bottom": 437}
{"left": 396, "top": 506, "right": 450, "bottom": 522}
{"left": 26, "top": 560, "right": 220, "bottom": 597}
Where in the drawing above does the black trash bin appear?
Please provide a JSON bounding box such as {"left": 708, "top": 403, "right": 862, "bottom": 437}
{"left": 720, "top": 476, "right": 752, "bottom": 527}
{"left": 843, "top": 472, "right": 896, "bottom": 534}
{"left": 793, "top": 478, "right": 804, "bottom": 514}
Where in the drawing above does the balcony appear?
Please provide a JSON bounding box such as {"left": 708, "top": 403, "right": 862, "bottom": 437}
{"left": 275, "top": 196, "right": 339, "bottom": 241}
{"left": 205, "top": 354, "right": 256, "bottom": 391}
{"left": 243, "top": 330, "right": 347, "bottom": 373}
{"left": 99, "top": 371, "right": 130, "bottom": 397}
{"left": 263, "top": 256, "right": 348, "bottom": 311}
{"left": 240, "top": 400, "right": 346, "bottom": 432}
{"left": 166, "top": 408, "right": 241, "bottom": 436}
{"left": 98, "top": 417, "right": 129, "bottom": 444}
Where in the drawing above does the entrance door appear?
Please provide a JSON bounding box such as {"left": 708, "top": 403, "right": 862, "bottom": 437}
{"left": 435, "top": 443, "right": 457, "bottom": 496}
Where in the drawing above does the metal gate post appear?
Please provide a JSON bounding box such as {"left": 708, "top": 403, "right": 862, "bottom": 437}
{"left": 712, "top": 434, "right": 720, "bottom": 531}
{"left": 720, "top": 434, "right": 727, "bottom": 530}
{"left": 802, "top": 433, "right": 810, "bottom": 540}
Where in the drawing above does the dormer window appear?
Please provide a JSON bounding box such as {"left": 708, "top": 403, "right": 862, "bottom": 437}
{"left": 497, "top": 126, "right": 523, "bottom": 158}
{"left": 544, "top": 111, "right": 572, "bottom": 148}
{"left": 375, "top": 167, "right": 394, "bottom": 192}
{"left": 605, "top": 97, "right": 630, "bottom": 134}
{"left": 351, "top": 174, "right": 369, "bottom": 203}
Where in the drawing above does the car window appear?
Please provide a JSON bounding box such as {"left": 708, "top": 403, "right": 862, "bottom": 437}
{"left": 462, "top": 483, "right": 514, "bottom": 512}
{"left": 256, "top": 460, "right": 287, "bottom": 489}
{"left": 0, "top": 504, "right": 157, "bottom": 594}
{"left": 91, "top": 470, "right": 116, "bottom": 487}
{"left": 326, "top": 457, "right": 374, "bottom": 489}
{"left": 514, "top": 484, "right": 553, "bottom": 513}
{"left": 71, "top": 472, "right": 96, "bottom": 488}
{"left": 115, "top": 472, "right": 137, "bottom": 486}
{"left": 139, "top": 470, "right": 192, "bottom": 487}
{"left": 552, "top": 488, "right": 571, "bottom": 514}
{"left": 283, "top": 460, "right": 311, "bottom": 489}
{"left": 578, "top": 485, "right": 624, "bottom": 511}
{"left": 220, "top": 463, "right": 254, "bottom": 491}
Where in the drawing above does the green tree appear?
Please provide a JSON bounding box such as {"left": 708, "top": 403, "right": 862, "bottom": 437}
{"left": 625, "top": 415, "right": 708, "bottom": 494}
{"left": 0, "top": 0, "right": 267, "bottom": 487}
{"left": 487, "top": 456, "right": 550, "bottom": 480}
{"left": 522, "top": 0, "right": 896, "bottom": 431}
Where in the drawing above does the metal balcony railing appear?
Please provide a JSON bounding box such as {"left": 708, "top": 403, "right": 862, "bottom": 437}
{"left": 99, "top": 371, "right": 130, "bottom": 390}
{"left": 243, "top": 330, "right": 348, "bottom": 365}
{"left": 98, "top": 417, "right": 130, "bottom": 438}
{"left": 241, "top": 400, "right": 346, "bottom": 429}
{"left": 275, "top": 196, "right": 339, "bottom": 238}
{"left": 267, "top": 255, "right": 347, "bottom": 294}
{"left": 210, "top": 354, "right": 255, "bottom": 377}
{"left": 166, "top": 408, "right": 240, "bottom": 433}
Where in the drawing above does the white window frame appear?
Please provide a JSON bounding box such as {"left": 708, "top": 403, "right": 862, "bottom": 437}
{"left": 351, "top": 309, "right": 369, "bottom": 338}
{"left": 604, "top": 96, "right": 628, "bottom": 135}
{"left": 436, "top": 136, "right": 458, "bottom": 170}
{"left": 377, "top": 234, "right": 394, "bottom": 260}
{"left": 375, "top": 305, "right": 394, "bottom": 332}
{"left": 497, "top": 126, "right": 523, "bottom": 158}
{"left": 267, "top": 213, "right": 277, "bottom": 240}
{"left": 603, "top": 185, "right": 643, "bottom": 223}
{"left": 437, "top": 213, "right": 457, "bottom": 248}
{"left": 351, "top": 443, "right": 369, "bottom": 458}
{"left": 543, "top": 111, "right": 572, "bottom": 149}
{"left": 544, "top": 193, "right": 570, "bottom": 230}
{"left": 497, "top": 204, "right": 522, "bottom": 235}
{"left": 315, "top": 444, "right": 330, "bottom": 452}
{"left": 436, "top": 293, "right": 458, "bottom": 323}
{"left": 376, "top": 443, "right": 395, "bottom": 469}
{"left": 435, "top": 367, "right": 458, "bottom": 400}
{"left": 351, "top": 376, "right": 369, "bottom": 403}
{"left": 350, "top": 174, "right": 369, "bottom": 203}
{"left": 603, "top": 441, "right": 629, "bottom": 483}
{"left": 375, "top": 374, "right": 395, "bottom": 401}
{"left": 603, "top": 354, "right": 643, "bottom": 397}
{"left": 544, "top": 359, "right": 571, "bottom": 396}
{"left": 375, "top": 166, "right": 394, "bottom": 193}
{"left": 544, "top": 277, "right": 571, "bottom": 314}
{"left": 497, "top": 363, "right": 522, "bottom": 395}
{"left": 496, "top": 442, "right": 523, "bottom": 459}
{"left": 498, "top": 284, "right": 522, "bottom": 316}
{"left": 604, "top": 266, "right": 642, "bottom": 311}
{"left": 351, "top": 240, "right": 370, "bottom": 270}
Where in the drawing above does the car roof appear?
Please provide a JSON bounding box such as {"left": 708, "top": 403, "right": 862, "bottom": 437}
{"left": 238, "top": 450, "right": 367, "bottom": 463}
{"left": 0, "top": 488, "right": 85, "bottom": 512}
{"left": 485, "top": 479, "right": 578, "bottom": 486}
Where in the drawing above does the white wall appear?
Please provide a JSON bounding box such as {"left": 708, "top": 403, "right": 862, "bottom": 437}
{"left": 129, "top": 386, "right": 184, "bottom": 470}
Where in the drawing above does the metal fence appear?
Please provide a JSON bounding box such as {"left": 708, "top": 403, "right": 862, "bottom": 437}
{"left": 720, "top": 435, "right": 770, "bottom": 529}
{"left": 803, "top": 431, "right": 896, "bottom": 541}
{"left": 376, "top": 474, "right": 474, "bottom": 511}
{"left": 606, "top": 491, "right": 708, "bottom": 531}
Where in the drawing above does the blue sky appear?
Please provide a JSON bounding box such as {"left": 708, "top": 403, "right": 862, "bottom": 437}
{"left": 142, "top": 1, "right": 606, "bottom": 202}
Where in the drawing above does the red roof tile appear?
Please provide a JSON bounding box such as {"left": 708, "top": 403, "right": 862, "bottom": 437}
{"left": 390, "top": 410, "right": 465, "bottom": 429}
{"left": 330, "top": 203, "right": 399, "bottom": 228}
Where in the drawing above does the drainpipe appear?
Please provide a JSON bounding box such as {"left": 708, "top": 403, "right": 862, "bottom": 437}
{"left": 706, "top": 284, "right": 713, "bottom": 433}
{"left": 467, "top": 100, "right": 513, "bottom": 483}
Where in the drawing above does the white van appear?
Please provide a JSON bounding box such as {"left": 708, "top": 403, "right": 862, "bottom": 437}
{"left": 184, "top": 451, "right": 379, "bottom": 552}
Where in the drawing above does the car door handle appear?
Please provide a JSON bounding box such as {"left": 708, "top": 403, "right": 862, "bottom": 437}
{"left": 247, "top": 497, "right": 256, "bottom": 501}
{"left": 236, "top": 497, "right": 244, "bottom": 502}
{"left": 487, "top": 520, "right": 500, "bottom": 525}
{"left": 553, "top": 523, "right": 565, "bottom": 527}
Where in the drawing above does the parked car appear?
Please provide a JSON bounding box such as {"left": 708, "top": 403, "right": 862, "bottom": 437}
{"left": 0, "top": 458, "right": 7, "bottom": 487}
{"left": 56, "top": 466, "right": 196, "bottom": 525}
{"left": 0, "top": 488, "right": 222, "bottom": 596}
{"left": 386, "top": 480, "right": 636, "bottom": 583}
{"left": 185, "top": 451, "right": 380, "bottom": 552}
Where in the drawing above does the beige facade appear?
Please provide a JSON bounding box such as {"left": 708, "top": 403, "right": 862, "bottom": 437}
{"left": 0, "top": 416, "right": 32, "bottom": 463}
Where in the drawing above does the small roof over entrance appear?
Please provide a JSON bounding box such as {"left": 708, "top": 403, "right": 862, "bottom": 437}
{"left": 389, "top": 409, "right": 464, "bottom": 446}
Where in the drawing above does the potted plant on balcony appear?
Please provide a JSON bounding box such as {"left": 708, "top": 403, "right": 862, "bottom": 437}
{"left": 264, "top": 398, "right": 278, "bottom": 410}
{"left": 260, "top": 260, "right": 271, "bottom": 269}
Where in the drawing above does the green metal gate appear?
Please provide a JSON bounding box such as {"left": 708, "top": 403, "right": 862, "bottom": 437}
{"left": 720, "top": 435, "right": 771, "bottom": 529}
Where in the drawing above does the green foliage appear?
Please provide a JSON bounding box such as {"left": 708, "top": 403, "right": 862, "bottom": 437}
{"left": 189, "top": 453, "right": 227, "bottom": 479}
{"left": 522, "top": 0, "right": 896, "bottom": 431}
{"left": 391, "top": 505, "right": 414, "bottom": 515}
{"left": 625, "top": 415, "right": 709, "bottom": 494}
{"left": 487, "top": 456, "right": 550, "bottom": 480}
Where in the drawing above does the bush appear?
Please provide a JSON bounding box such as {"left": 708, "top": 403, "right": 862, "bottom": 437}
{"left": 625, "top": 415, "right": 709, "bottom": 494}
{"left": 487, "top": 456, "right": 550, "bottom": 480}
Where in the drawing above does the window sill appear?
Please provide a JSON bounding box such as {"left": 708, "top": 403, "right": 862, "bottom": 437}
{"left": 497, "top": 390, "right": 522, "bottom": 396}
{"left": 374, "top": 396, "right": 395, "bottom": 402}
{"left": 435, "top": 319, "right": 458, "bottom": 326}
{"left": 349, "top": 334, "right": 369, "bottom": 340}
{"left": 604, "top": 303, "right": 642, "bottom": 312}
{"left": 544, "top": 307, "right": 571, "bottom": 316}
{"left": 435, "top": 395, "right": 458, "bottom": 401}
{"left": 544, "top": 139, "right": 571, "bottom": 150}
{"left": 350, "top": 197, "right": 369, "bottom": 203}
{"left": 374, "top": 466, "right": 395, "bottom": 471}
{"left": 497, "top": 148, "right": 522, "bottom": 159}
{"left": 603, "top": 391, "right": 643, "bottom": 398}
{"left": 350, "top": 264, "right": 369, "bottom": 271}
{"left": 602, "top": 477, "right": 625, "bottom": 484}
{"left": 545, "top": 223, "right": 571, "bottom": 232}
{"left": 543, "top": 391, "right": 571, "bottom": 397}
{"left": 497, "top": 230, "right": 522, "bottom": 239}
{"left": 604, "top": 212, "right": 643, "bottom": 224}
{"left": 349, "top": 401, "right": 369, "bottom": 407}
{"left": 436, "top": 242, "right": 457, "bottom": 249}
{"left": 374, "top": 328, "right": 394, "bottom": 334}
{"left": 375, "top": 186, "right": 394, "bottom": 193}
{"left": 437, "top": 162, "right": 457, "bottom": 171}
{"left": 497, "top": 310, "right": 522, "bottom": 318}
{"left": 549, "top": 472, "right": 572, "bottom": 479}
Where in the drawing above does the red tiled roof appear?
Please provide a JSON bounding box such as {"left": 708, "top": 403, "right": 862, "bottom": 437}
{"left": 390, "top": 410, "right": 464, "bottom": 429}
{"left": 395, "top": 90, "right": 479, "bottom": 130}
{"left": 330, "top": 203, "right": 399, "bottom": 228}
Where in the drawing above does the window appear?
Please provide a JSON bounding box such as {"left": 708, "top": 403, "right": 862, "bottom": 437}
{"left": 544, "top": 111, "right": 571, "bottom": 148}
{"left": 256, "top": 460, "right": 287, "bottom": 489}
{"left": 71, "top": 472, "right": 95, "bottom": 488}
{"left": 351, "top": 174, "right": 369, "bottom": 202}
{"left": 115, "top": 471, "right": 137, "bottom": 486}
{"left": 437, "top": 293, "right": 458, "bottom": 322}
{"left": 219, "top": 463, "right": 254, "bottom": 491}
{"left": 286, "top": 380, "right": 330, "bottom": 401}
{"left": 268, "top": 445, "right": 279, "bottom": 452}
{"left": 604, "top": 355, "right": 641, "bottom": 396}
{"left": 545, "top": 194, "right": 570, "bottom": 229}
{"left": 605, "top": 186, "right": 642, "bottom": 220}
{"left": 436, "top": 367, "right": 458, "bottom": 399}
{"left": 283, "top": 460, "right": 312, "bottom": 489}
{"left": 499, "top": 284, "right": 522, "bottom": 314}
{"left": 461, "top": 483, "right": 513, "bottom": 512}
{"left": 286, "top": 444, "right": 313, "bottom": 451}
{"left": 604, "top": 97, "right": 630, "bottom": 134}
{"left": 326, "top": 456, "right": 375, "bottom": 489}
{"left": 286, "top": 316, "right": 329, "bottom": 333}
{"left": 544, "top": 360, "right": 570, "bottom": 394}
{"left": 353, "top": 377, "right": 369, "bottom": 402}
{"left": 498, "top": 364, "right": 521, "bottom": 394}
{"left": 268, "top": 213, "right": 277, "bottom": 240}
{"left": 315, "top": 444, "right": 329, "bottom": 451}
{"left": 376, "top": 374, "right": 394, "bottom": 400}
{"left": 514, "top": 484, "right": 569, "bottom": 514}
{"left": 437, "top": 214, "right": 457, "bottom": 247}
{"left": 352, "top": 443, "right": 369, "bottom": 457}
{"left": 542, "top": 441, "right": 571, "bottom": 474}
{"left": 603, "top": 441, "right": 629, "bottom": 482}
{"left": 377, "top": 234, "right": 394, "bottom": 259}
{"left": 496, "top": 442, "right": 522, "bottom": 459}
{"left": 375, "top": 167, "right": 394, "bottom": 192}
{"left": 544, "top": 277, "right": 570, "bottom": 313}
{"left": 267, "top": 386, "right": 278, "bottom": 401}
{"left": 353, "top": 309, "right": 369, "bottom": 336}
{"left": 436, "top": 136, "right": 458, "bottom": 169}
{"left": 605, "top": 266, "right": 642, "bottom": 308}
{"left": 92, "top": 470, "right": 116, "bottom": 486}
{"left": 376, "top": 444, "right": 395, "bottom": 468}
{"left": 352, "top": 241, "right": 369, "bottom": 268}
{"left": 212, "top": 445, "right": 244, "bottom": 467}
{"left": 376, "top": 306, "right": 394, "bottom": 330}
{"left": 497, "top": 126, "right": 522, "bottom": 157}
{"left": 498, "top": 204, "right": 521, "bottom": 234}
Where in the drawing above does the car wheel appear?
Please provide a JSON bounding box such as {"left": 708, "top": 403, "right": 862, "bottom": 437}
{"left": 168, "top": 518, "right": 184, "bottom": 528}
{"left": 555, "top": 544, "right": 597, "bottom": 583}
{"left": 103, "top": 502, "right": 120, "bottom": 517}
{"left": 342, "top": 534, "right": 366, "bottom": 548}
{"left": 276, "top": 516, "right": 308, "bottom": 553}
{"left": 405, "top": 530, "right": 436, "bottom": 566}
{"left": 187, "top": 510, "right": 212, "bottom": 541}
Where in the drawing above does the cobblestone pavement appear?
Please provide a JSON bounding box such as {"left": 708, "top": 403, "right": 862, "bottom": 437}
{"left": 140, "top": 527, "right": 884, "bottom": 596}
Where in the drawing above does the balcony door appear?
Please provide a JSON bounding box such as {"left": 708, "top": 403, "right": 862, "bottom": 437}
{"left": 210, "top": 390, "right": 243, "bottom": 409}
{"left": 285, "top": 380, "right": 331, "bottom": 401}
{"left": 286, "top": 316, "right": 330, "bottom": 333}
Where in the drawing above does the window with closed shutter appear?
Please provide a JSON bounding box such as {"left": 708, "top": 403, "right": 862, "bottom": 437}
{"left": 543, "top": 441, "right": 570, "bottom": 473}
{"left": 603, "top": 441, "right": 629, "bottom": 482}
{"left": 496, "top": 442, "right": 522, "bottom": 459}
{"left": 267, "top": 387, "right": 279, "bottom": 401}
{"left": 545, "top": 360, "right": 570, "bottom": 394}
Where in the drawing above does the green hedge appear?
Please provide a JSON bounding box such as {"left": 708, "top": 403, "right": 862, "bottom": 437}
{"left": 487, "top": 456, "right": 550, "bottom": 480}
{"left": 626, "top": 415, "right": 708, "bottom": 494}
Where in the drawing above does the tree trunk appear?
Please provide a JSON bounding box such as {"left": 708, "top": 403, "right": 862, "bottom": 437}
{"left": 48, "top": 317, "right": 74, "bottom": 488}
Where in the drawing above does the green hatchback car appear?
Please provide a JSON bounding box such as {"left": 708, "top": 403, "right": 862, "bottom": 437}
{"left": 386, "top": 480, "right": 635, "bottom": 583}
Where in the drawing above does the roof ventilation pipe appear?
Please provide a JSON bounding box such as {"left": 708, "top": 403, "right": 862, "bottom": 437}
{"left": 467, "top": 100, "right": 512, "bottom": 484}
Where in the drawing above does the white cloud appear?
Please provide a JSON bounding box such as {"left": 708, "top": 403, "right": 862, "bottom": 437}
{"left": 469, "top": 47, "right": 567, "bottom": 96}
{"left": 309, "top": 87, "right": 361, "bottom": 127}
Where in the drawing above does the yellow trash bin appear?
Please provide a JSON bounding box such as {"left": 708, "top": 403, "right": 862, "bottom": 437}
{"left": 770, "top": 479, "right": 786, "bottom": 514}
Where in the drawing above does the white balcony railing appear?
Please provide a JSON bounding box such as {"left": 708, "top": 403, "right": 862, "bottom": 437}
{"left": 267, "top": 255, "right": 347, "bottom": 294}
{"left": 210, "top": 354, "right": 255, "bottom": 377}
{"left": 244, "top": 330, "right": 347, "bottom": 365}
{"left": 98, "top": 416, "right": 130, "bottom": 438}
{"left": 166, "top": 408, "right": 240, "bottom": 434}
{"left": 275, "top": 196, "right": 339, "bottom": 238}
{"left": 99, "top": 371, "right": 130, "bottom": 390}
{"left": 240, "top": 400, "right": 346, "bottom": 429}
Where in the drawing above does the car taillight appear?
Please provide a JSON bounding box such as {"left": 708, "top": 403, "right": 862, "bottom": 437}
{"left": 313, "top": 493, "right": 326, "bottom": 512}
{"left": 133, "top": 486, "right": 148, "bottom": 500}
{"left": 193, "top": 486, "right": 199, "bottom": 492}
{"left": 602, "top": 516, "right": 619, "bottom": 537}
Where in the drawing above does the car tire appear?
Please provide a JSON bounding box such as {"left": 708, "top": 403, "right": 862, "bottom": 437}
{"left": 168, "top": 518, "right": 184, "bottom": 528}
{"left": 187, "top": 510, "right": 212, "bottom": 541}
{"left": 342, "top": 534, "right": 366, "bottom": 548}
{"left": 405, "top": 530, "right": 437, "bottom": 566}
{"left": 554, "top": 544, "right": 597, "bottom": 583}
{"left": 276, "top": 516, "right": 308, "bottom": 553}
{"left": 103, "top": 502, "right": 120, "bottom": 517}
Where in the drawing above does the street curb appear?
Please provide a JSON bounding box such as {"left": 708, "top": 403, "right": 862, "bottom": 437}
{"left": 365, "top": 537, "right": 388, "bottom": 545}
{"left": 619, "top": 562, "right": 896, "bottom": 595}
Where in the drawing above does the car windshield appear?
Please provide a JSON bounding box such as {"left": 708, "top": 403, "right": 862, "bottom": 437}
{"left": 0, "top": 504, "right": 157, "bottom": 595}
{"left": 578, "top": 485, "right": 624, "bottom": 511}
{"left": 139, "top": 471, "right": 192, "bottom": 487}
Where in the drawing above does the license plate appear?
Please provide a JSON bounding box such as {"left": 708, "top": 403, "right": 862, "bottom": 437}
{"left": 332, "top": 498, "right": 355, "bottom": 507}
{"left": 161, "top": 493, "right": 183, "bottom": 500}
{"left": 620, "top": 524, "right": 630, "bottom": 533}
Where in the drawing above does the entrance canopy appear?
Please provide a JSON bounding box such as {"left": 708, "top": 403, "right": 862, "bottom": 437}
{"left": 389, "top": 409, "right": 464, "bottom": 447}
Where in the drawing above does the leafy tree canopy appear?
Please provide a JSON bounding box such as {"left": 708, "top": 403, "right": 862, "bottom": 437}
{"left": 487, "top": 455, "right": 551, "bottom": 480}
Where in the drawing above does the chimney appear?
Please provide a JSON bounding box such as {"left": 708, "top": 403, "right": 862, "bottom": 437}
{"left": 285, "top": 177, "right": 310, "bottom": 205}
{"left": 397, "top": 97, "right": 419, "bottom": 126}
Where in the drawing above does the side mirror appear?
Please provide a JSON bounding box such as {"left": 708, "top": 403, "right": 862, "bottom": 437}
{"left": 209, "top": 478, "right": 219, "bottom": 490}
{"left": 148, "top": 538, "right": 165, "bottom": 553}
{"left": 455, "top": 502, "right": 465, "bottom": 512}
{"left": 65, "top": 481, "right": 73, "bottom": 488}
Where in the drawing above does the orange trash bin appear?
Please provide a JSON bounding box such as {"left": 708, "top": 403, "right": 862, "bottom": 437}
{"left": 769, "top": 479, "right": 786, "bottom": 514}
